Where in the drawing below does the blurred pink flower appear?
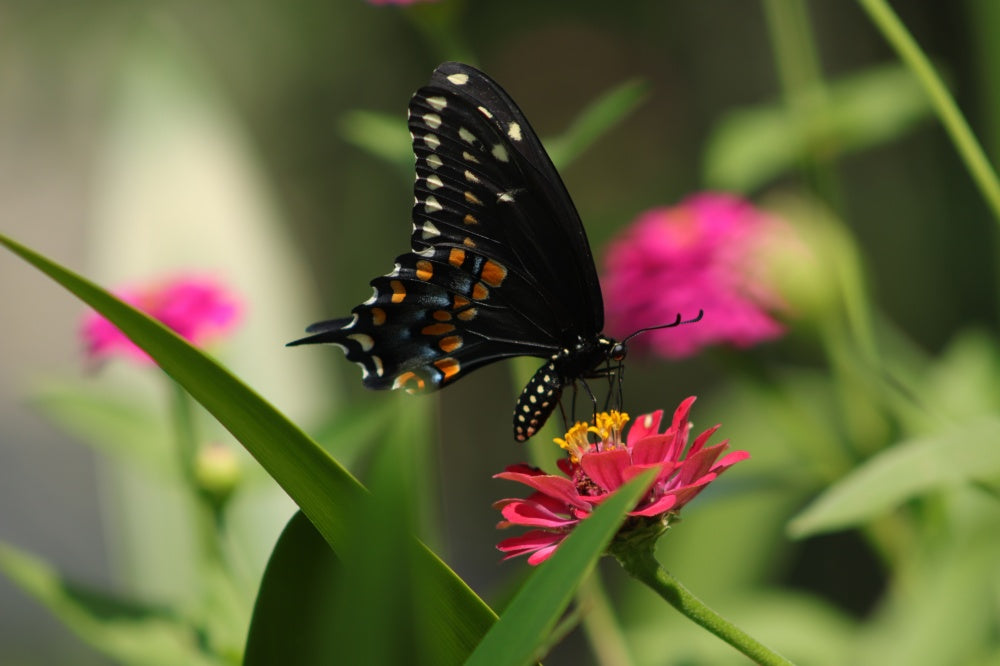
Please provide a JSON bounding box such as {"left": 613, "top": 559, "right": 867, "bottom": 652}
{"left": 603, "top": 192, "right": 787, "bottom": 359}
{"left": 81, "top": 275, "right": 241, "bottom": 364}
{"left": 494, "top": 397, "right": 748, "bottom": 565}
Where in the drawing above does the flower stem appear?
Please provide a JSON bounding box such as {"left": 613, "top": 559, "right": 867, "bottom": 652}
{"left": 856, "top": 0, "right": 1000, "bottom": 225}
{"left": 614, "top": 546, "right": 794, "bottom": 666}
{"left": 762, "top": 0, "right": 843, "bottom": 213}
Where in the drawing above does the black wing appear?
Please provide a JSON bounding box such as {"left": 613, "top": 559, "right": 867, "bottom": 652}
{"left": 290, "top": 62, "right": 605, "bottom": 395}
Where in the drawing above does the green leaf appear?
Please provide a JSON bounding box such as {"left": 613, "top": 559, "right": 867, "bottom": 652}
{"left": 704, "top": 63, "right": 933, "bottom": 192}
{"left": 30, "top": 379, "right": 175, "bottom": 475}
{"left": 465, "top": 470, "right": 656, "bottom": 666}
{"left": 0, "top": 233, "right": 497, "bottom": 659}
{"left": 244, "top": 512, "right": 342, "bottom": 665}
{"left": 0, "top": 542, "right": 219, "bottom": 666}
{"left": 339, "top": 109, "right": 412, "bottom": 171}
{"left": 789, "top": 417, "right": 1000, "bottom": 537}
{"left": 546, "top": 78, "right": 648, "bottom": 170}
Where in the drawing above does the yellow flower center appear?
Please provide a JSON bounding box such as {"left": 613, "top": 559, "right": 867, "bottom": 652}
{"left": 554, "top": 410, "right": 630, "bottom": 462}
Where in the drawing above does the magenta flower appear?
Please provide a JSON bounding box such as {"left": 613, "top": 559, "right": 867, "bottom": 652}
{"left": 494, "top": 397, "right": 749, "bottom": 565}
{"left": 602, "top": 192, "right": 788, "bottom": 359}
{"left": 81, "top": 274, "right": 241, "bottom": 364}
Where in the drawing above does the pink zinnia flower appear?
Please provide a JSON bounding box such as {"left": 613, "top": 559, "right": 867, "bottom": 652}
{"left": 494, "top": 397, "right": 749, "bottom": 565}
{"left": 81, "top": 274, "right": 241, "bottom": 364}
{"left": 603, "top": 192, "right": 788, "bottom": 359}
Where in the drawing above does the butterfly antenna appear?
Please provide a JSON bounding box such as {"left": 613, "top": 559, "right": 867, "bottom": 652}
{"left": 621, "top": 309, "right": 704, "bottom": 345}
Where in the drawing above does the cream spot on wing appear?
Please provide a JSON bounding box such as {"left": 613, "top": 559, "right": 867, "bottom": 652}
{"left": 423, "top": 113, "right": 442, "bottom": 129}
{"left": 492, "top": 143, "right": 509, "bottom": 162}
{"left": 447, "top": 72, "right": 469, "bottom": 85}
{"left": 458, "top": 127, "right": 477, "bottom": 144}
{"left": 348, "top": 333, "right": 374, "bottom": 352}
{"left": 424, "top": 196, "right": 443, "bottom": 213}
{"left": 507, "top": 122, "right": 522, "bottom": 141}
{"left": 426, "top": 96, "right": 448, "bottom": 111}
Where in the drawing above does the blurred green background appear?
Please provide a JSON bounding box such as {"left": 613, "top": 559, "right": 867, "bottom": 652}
{"left": 2, "top": 1, "right": 999, "bottom": 664}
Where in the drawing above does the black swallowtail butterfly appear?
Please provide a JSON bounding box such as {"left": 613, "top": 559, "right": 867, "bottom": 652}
{"left": 291, "top": 61, "right": 633, "bottom": 441}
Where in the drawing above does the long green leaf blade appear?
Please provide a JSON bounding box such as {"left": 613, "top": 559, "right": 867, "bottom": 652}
{"left": 0, "top": 233, "right": 496, "bottom": 658}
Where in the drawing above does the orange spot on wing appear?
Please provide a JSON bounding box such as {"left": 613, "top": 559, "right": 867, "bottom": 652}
{"left": 464, "top": 191, "right": 483, "bottom": 206}
{"left": 432, "top": 310, "right": 452, "bottom": 322}
{"left": 422, "top": 323, "right": 455, "bottom": 336}
{"left": 390, "top": 280, "right": 406, "bottom": 304}
{"left": 463, "top": 214, "right": 478, "bottom": 225}
{"left": 463, "top": 237, "right": 476, "bottom": 248}
{"left": 448, "top": 248, "right": 466, "bottom": 267}
{"left": 371, "top": 307, "right": 386, "bottom": 326}
{"left": 439, "top": 335, "right": 462, "bottom": 353}
{"left": 434, "top": 357, "right": 461, "bottom": 381}
{"left": 453, "top": 295, "right": 470, "bottom": 309}
{"left": 472, "top": 282, "right": 489, "bottom": 300}
{"left": 416, "top": 260, "right": 433, "bottom": 281}
{"left": 457, "top": 308, "right": 477, "bottom": 321}
{"left": 481, "top": 260, "right": 508, "bottom": 287}
{"left": 394, "top": 371, "right": 426, "bottom": 394}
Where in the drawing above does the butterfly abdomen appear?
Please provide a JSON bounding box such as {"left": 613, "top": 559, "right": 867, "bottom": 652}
{"left": 514, "top": 358, "right": 564, "bottom": 442}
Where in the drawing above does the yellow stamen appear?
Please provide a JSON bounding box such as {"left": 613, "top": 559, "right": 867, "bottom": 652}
{"left": 554, "top": 411, "right": 630, "bottom": 462}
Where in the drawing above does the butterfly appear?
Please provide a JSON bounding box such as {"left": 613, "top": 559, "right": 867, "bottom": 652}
{"left": 291, "top": 61, "right": 636, "bottom": 441}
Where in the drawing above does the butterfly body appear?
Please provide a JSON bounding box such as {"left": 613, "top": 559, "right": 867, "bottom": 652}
{"left": 291, "top": 62, "right": 623, "bottom": 440}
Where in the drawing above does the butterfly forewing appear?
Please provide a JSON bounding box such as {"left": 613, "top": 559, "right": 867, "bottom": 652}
{"left": 291, "top": 62, "right": 616, "bottom": 438}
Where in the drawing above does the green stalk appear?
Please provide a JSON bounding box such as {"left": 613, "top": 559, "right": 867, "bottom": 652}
{"left": 613, "top": 545, "right": 794, "bottom": 666}
{"left": 857, "top": 0, "right": 1000, "bottom": 224}
{"left": 762, "top": 0, "right": 843, "bottom": 211}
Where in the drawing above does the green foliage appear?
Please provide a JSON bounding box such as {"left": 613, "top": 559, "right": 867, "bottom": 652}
{"left": 704, "top": 63, "right": 934, "bottom": 192}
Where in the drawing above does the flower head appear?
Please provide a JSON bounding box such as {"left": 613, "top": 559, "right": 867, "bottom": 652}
{"left": 494, "top": 397, "right": 749, "bottom": 565}
{"left": 81, "top": 274, "right": 241, "bottom": 365}
{"left": 602, "top": 192, "right": 788, "bottom": 359}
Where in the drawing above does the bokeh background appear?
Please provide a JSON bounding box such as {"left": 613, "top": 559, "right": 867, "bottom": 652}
{"left": 2, "top": 1, "right": 999, "bottom": 664}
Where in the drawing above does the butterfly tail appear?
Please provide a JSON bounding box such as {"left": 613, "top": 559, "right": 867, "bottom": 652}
{"left": 286, "top": 317, "right": 356, "bottom": 347}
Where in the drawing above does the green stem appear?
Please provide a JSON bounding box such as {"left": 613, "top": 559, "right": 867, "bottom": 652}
{"left": 857, "top": 0, "right": 1000, "bottom": 225}
{"left": 762, "top": 0, "right": 843, "bottom": 211}
{"left": 169, "top": 381, "right": 223, "bottom": 562}
{"left": 614, "top": 545, "right": 794, "bottom": 666}
{"left": 577, "top": 570, "right": 635, "bottom": 666}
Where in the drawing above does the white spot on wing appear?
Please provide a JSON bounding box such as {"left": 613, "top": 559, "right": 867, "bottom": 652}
{"left": 424, "top": 196, "right": 443, "bottom": 213}
{"left": 426, "top": 96, "right": 448, "bottom": 111}
{"left": 492, "top": 144, "right": 509, "bottom": 162}
{"left": 341, "top": 313, "right": 359, "bottom": 329}
{"left": 372, "top": 355, "right": 384, "bottom": 377}
{"left": 421, "top": 221, "right": 441, "bottom": 239}
{"left": 497, "top": 191, "right": 515, "bottom": 203}
{"left": 355, "top": 361, "right": 370, "bottom": 380}
{"left": 423, "top": 134, "right": 441, "bottom": 150}
{"left": 363, "top": 288, "right": 378, "bottom": 305}
{"left": 426, "top": 153, "right": 443, "bottom": 169}
{"left": 348, "top": 333, "right": 374, "bottom": 352}
{"left": 458, "top": 127, "right": 476, "bottom": 144}
{"left": 426, "top": 174, "right": 444, "bottom": 190}
{"left": 423, "top": 113, "right": 442, "bottom": 129}
{"left": 464, "top": 170, "right": 479, "bottom": 184}
{"left": 507, "top": 122, "right": 522, "bottom": 141}
{"left": 447, "top": 72, "right": 469, "bottom": 85}
{"left": 477, "top": 105, "right": 493, "bottom": 119}
{"left": 462, "top": 151, "right": 479, "bottom": 164}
